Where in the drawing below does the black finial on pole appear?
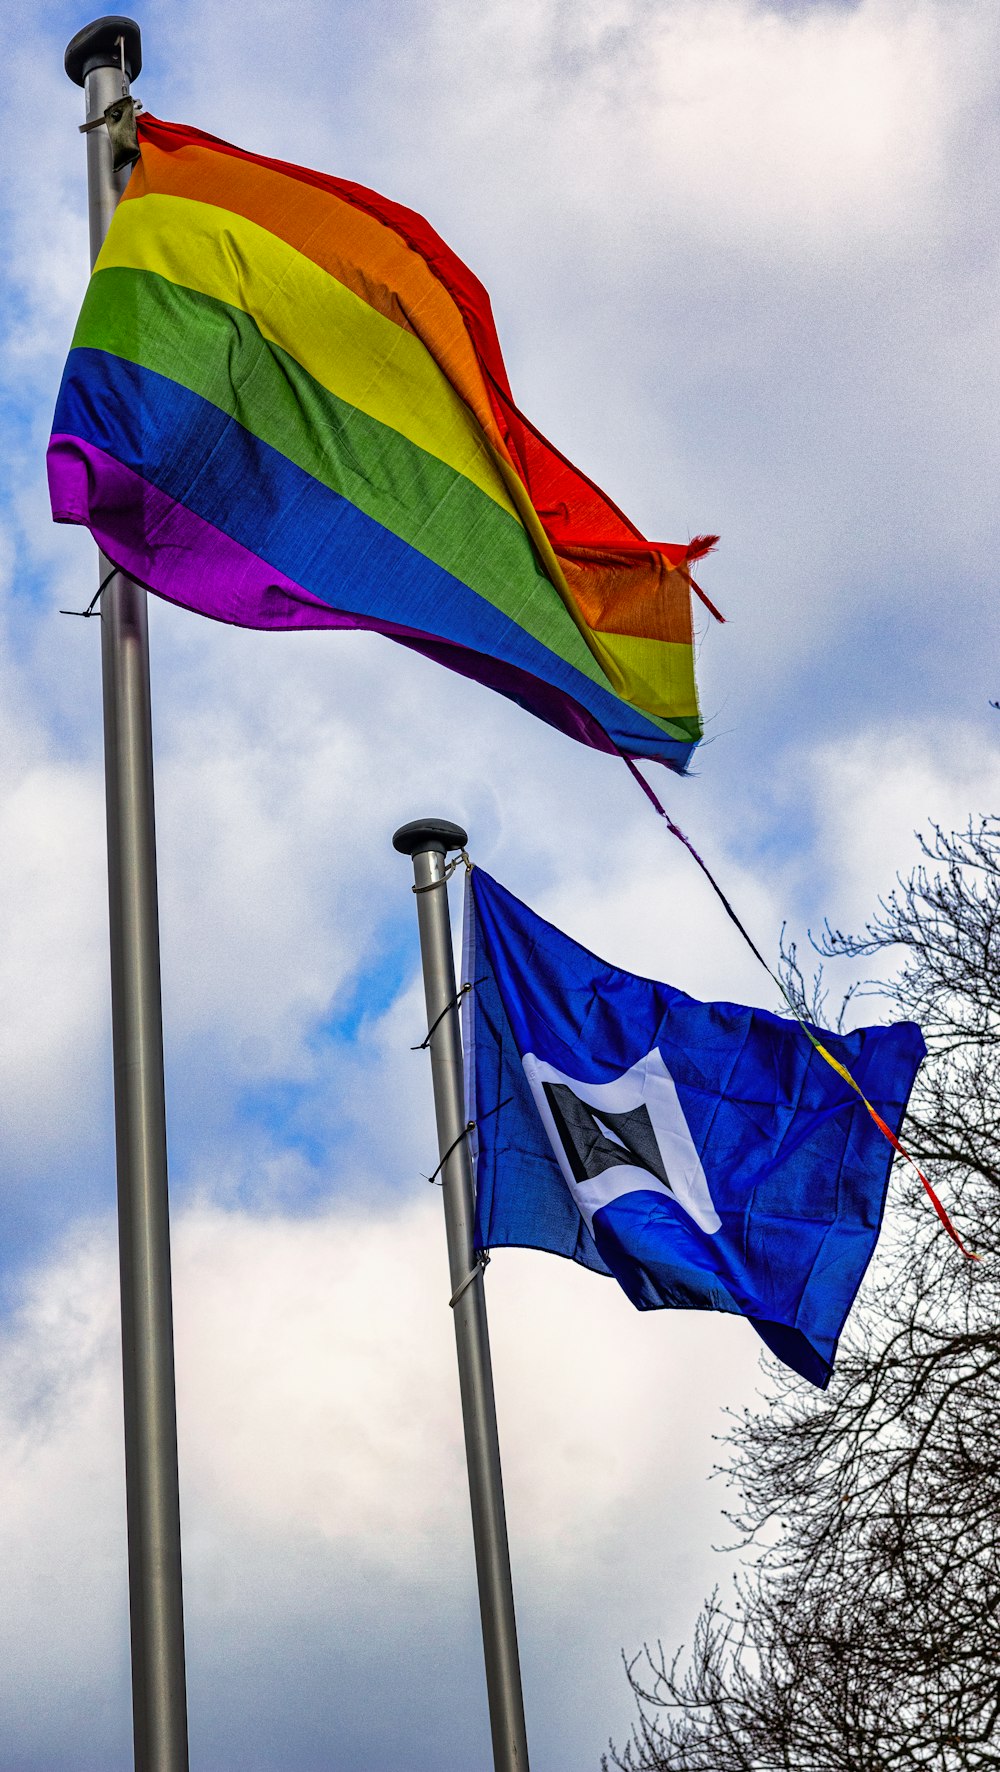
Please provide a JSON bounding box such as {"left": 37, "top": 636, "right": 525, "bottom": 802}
{"left": 65, "top": 15, "right": 142, "bottom": 86}
{"left": 393, "top": 817, "right": 469, "bottom": 857}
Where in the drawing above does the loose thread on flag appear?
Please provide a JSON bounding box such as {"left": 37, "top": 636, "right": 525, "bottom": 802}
{"left": 682, "top": 534, "right": 725, "bottom": 623}
{"left": 621, "top": 754, "right": 978, "bottom": 1261}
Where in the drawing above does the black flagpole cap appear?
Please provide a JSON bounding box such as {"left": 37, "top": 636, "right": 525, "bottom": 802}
{"left": 392, "top": 818, "right": 469, "bottom": 857}
{"left": 65, "top": 16, "right": 142, "bottom": 86}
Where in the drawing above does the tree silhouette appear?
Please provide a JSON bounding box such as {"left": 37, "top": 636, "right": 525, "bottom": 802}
{"left": 607, "top": 818, "right": 1000, "bottom": 1772}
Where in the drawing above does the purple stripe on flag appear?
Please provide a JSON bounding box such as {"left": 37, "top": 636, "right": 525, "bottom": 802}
{"left": 48, "top": 434, "right": 618, "bottom": 755}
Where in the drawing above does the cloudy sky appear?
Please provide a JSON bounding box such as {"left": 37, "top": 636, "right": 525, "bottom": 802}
{"left": 1, "top": 0, "right": 998, "bottom": 1765}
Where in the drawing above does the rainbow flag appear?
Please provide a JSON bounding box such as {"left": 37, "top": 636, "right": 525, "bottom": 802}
{"left": 48, "top": 115, "right": 718, "bottom": 768}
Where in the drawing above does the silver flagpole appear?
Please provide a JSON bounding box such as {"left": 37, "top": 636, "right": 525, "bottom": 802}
{"left": 393, "top": 819, "right": 530, "bottom": 1772}
{"left": 64, "top": 19, "right": 189, "bottom": 1771}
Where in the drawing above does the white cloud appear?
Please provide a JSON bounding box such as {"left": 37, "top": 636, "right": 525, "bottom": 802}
{"left": 0, "top": 752, "right": 107, "bottom": 1155}
{"left": 0, "top": 1198, "right": 759, "bottom": 1768}
{"left": 0, "top": 1223, "right": 129, "bottom": 1763}
{"left": 388, "top": 0, "right": 968, "bottom": 255}
{"left": 0, "top": 570, "right": 108, "bottom": 1171}
{"left": 807, "top": 719, "right": 1000, "bottom": 927}
{"left": 0, "top": 0, "right": 997, "bottom": 1764}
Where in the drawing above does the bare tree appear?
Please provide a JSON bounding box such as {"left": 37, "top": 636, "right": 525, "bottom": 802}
{"left": 607, "top": 818, "right": 1000, "bottom": 1772}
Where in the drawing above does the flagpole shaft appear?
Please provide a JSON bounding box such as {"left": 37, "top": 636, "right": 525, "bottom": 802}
{"left": 66, "top": 22, "right": 189, "bottom": 1771}
{"left": 394, "top": 820, "right": 530, "bottom": 1772}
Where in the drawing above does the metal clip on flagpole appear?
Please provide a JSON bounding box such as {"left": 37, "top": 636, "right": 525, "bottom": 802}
{"left": 64, "top": 19, "right": 189, "bottom": 1772}
{"left": 394, "top": 820, "right": 530, "bottom": 1772}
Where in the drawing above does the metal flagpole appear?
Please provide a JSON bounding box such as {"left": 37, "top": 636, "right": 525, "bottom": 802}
{"left": 64, "top": 19, "right": 189, "bottom": 1771}
{"left": 393, "top": 819, "right": 530, "bottom": 1772}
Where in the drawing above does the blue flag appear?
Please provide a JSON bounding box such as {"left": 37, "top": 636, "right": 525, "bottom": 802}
{"left": 464, "top": 868, "right": 926, "bottom": 1387}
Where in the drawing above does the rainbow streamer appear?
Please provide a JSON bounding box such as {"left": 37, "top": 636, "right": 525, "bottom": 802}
{"left": 626, "top": 758, "right": 976, "bottom": 1259}
{"left": 48, "top": 115, "right": 718, "bottom": 769}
